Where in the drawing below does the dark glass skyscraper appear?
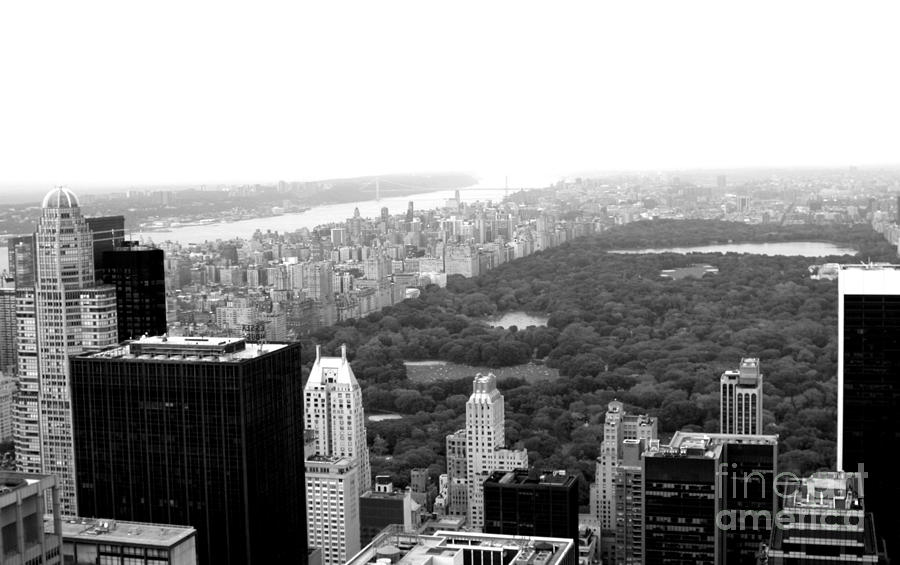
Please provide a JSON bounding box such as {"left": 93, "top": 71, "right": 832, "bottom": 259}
{"left": 838, "top": 265, "right": 900, "bottom": 545}
{"left": 71, "top": 336, "right": 307, "bottom": 565}
{"left": 101, "top": 241, "right": 167, "bottom": 341}
{"left": 483, "top": 469, "right": 579, "bottom": 545}
{"left": 85, "top": 215, "right": 125, "bottom": 278}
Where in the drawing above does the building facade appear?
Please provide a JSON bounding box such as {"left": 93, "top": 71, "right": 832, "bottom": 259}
{"left": 720, "top": 358, "right": 763, "bottom": 435}
{"left": 0, "top": 287, "right": 15, "bottom": 373}
{"left": 14, "top": 187, "right": 119, "bottom": 516}
{"left": 0, "top": 471, "right": 62, "bottom": 565}
{"left": 613, "top": 439, "right": 645, "bottom": 565}
{"left": 461, "top": 373, "right": 528, "bottom": 531}
{"left": 70, "top": 336, "right": 307, "bottom": 565}
{"left": 767, "top": 472, "right": 886, "bottom": 564}
{"left": 483, "top": 469, "right": 579, "bottom": 544}
{"left": 55, "top": 517, "right": 197, "bottom": 565}
{"left": 306, "top": 456, "right": 360, "bottom": 565}
{"left": 643, "top": 432, "right": 778, "bottom": 565}
{"left": 100, "top": 242, "right": 167, "bottom": 342}
{"left": 837, "top": 264, "right": 900, "bottom": 540}
{"left": 304, "top": 345, "right": 371, "bottom": 565}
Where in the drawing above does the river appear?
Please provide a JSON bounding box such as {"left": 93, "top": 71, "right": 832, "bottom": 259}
{"left": 141, "top": 174, "right": 557, "bottom": 245}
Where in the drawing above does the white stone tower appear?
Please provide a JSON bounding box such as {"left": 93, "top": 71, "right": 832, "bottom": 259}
{"left": 14, "top": 187, "right": 118, "bottom": 516}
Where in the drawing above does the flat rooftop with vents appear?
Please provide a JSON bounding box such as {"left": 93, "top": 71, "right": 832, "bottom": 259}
{"left": 82, "top": 335, "right": 287, "bottom": 362}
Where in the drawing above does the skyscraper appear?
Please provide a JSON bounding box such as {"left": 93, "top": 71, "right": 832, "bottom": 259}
{"left": 304, "top": 344, "right": 371, "bottom": 492}
{"left": 304, "top": 344, "right": 371, "bottom": 565}
{"left": 767, "top": 472, "right": 887, "bottom": 564}
{"left": 457, "top": 373, "right": 528, "bottom": 531}
{"left": 592, "top": 400, "right": 656, "bottom": 562}
{"left": 483, "top": 469, "right": 579, "bottom": 544}
{"left": 14, "top": 187, "right": 119, "bottom": 516}
{"left": 720, "top": 358, "right": 763, "bottom": 435}
{"left": 85, "top": 215, "right": 125, "bottom": 279}
{"left": 0, "top": 287, "right": 15, "bottom": 373}
{"left": 613, "top": 439, "right": 645, "bottom": 565}
{"left": 837, "top": 264, "right": 900, "bottom": 541}
{"left": 70, "top": 336, "right": 306, "bottom": 565}
{"left": 642, "top": 432, "right": 777, "bottom": 565}
{"left": 100, "top": 241, "right": 167, "bottom": 342}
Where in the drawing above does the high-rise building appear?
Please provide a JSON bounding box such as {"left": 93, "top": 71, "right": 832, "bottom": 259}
{"left": 306, "top": 456, "right": 360, "bottom": 565}
{"left": 766, "top": 471, "right": 887, "bottom": 564}
{"left": 613, "top": 439, "right": 645, "bottom": 565}
{"left": 8, "top": 235, "right": 35, "bottom": 288}
{"left": 304, "top": 344, "right": 371, "bottom": 565}
{"left": 837, "top": 264, "right": 900, "bottom": 541}
{"left": 0, "top": 287, "right": 15, "bottom": 372}
{"left": 0, "top": 471, "right": 62, "bottom": 565}
{"left": 643, "top": 432, "right": 777, "bottom": 565}
{"left": 70, "top": 336, "right": 306, "bottom": 565}
{"left": 592, "top": 400, "right": 656, "bottom": 562}
{"left": 304, "top": 344, "right": 371, "bottom": 492}
{"left": 346, "top": 529, "right": 577, "bottom": 565}
{"left": 458, "top": 373, "right": 528, "bottom": 531}
{"left": 444, "top": 429, "right": 468, "bottom": 516}
{"left": 14, "top": 187, "right": 119, "bottom": 516}
{"left": 85, "top": 215, "right": 125, "bottom": 279}
{"left": 483, "top": 469, "right": 579, "bottom": 544}
{"left": 101, "top": 241, "right": 167, "bottom": 341}
{"left": 720, "top": 358, "right": 763, "bottom": 435}
{"left": 0, "top": 373, "right": 17, "bottom": 440}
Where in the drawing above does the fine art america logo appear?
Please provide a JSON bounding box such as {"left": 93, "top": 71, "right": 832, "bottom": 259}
{"left": 715, "top": 464, "right": 866, "bottom": 531}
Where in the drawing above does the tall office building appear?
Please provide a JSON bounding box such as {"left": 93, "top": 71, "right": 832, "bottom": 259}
{"left": 85, "top": 215, "right": 125, "bottom": 279}
{"left": 306, "top": 456, "right": 360, "bottom": 565}
{"left": 459, "top": 373, "right": 528, "bottom": 531}
{"left": 720, "top": 358, "right": 763, "bottom": 435}
{"left": 13, "top": 187, "right": 118, "bottom": 516}
{"left": 304, "top": 344, "right": 371, "bottom": 492}
{"left": 0, "top": 287, "right": 15, "bottom": 372}
{"left": 613, "top": 439, "right": 645, "bottom": 565}
{"left": 7, "top": 235, "right": 35, "bottom": 288}
{"left": 304, "top": 344, "right": 371, "bottom": 565}
{"left": 643, "top": 432, "right": 777, "bottom": 565}
{"left": 483, "top": 469, "right": 579, "bottom": 544}
{"left": 766, "top": 471, "right": 887, "bottom": 564}
{"left": 592, "top": 400, "right": 656, "bottom": 562}
{"left": 100, "top": 241, "right": 167, "bottom": 341}
{"left": 70, "top": 336, "right": 307, "bottom": 565}
{"left": 444, "top": 429, "right": 468, "bottom": 516}
{"left": 837, "top": 264, "right": 900, "bottom": 541}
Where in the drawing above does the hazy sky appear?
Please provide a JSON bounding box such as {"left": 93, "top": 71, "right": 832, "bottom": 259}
{"left": 1, "top": 1, "right": 899, "bottom": 188}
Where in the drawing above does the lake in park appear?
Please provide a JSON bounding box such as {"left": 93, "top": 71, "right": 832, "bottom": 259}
{"left": 609, "top": 241, "right": 857, "bottom": 256}
{"left": 485, "top": 311, "right": 549, "bottom": 329}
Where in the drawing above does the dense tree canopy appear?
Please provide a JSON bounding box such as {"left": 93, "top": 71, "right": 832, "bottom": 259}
{"left": 301, "top": 220, "right": 896, "bottom": 508}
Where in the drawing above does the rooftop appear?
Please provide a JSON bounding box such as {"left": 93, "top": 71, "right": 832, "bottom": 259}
{"left": 488, "top": 469, "right": 577, "bottom": 488}
{"left": 646, "top": 431, "right": 778, "bottom": 459}
{"left": 0, "top": 472, "right": 47, "bottom": 499}
{"left": 780, "top": 471, "right": 864, "bottom": 511}
{"left": 81, "top": 335, "right": 288, "bottom": 362}
{"left": 348, "top": 530, "right": 575, "bottom": 565}
{"left": 48, "top": 517, "right": 195, "bottom": 548}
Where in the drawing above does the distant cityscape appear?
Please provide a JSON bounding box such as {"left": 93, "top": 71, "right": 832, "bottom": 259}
{"left": 0, "top": 168, "right": 897, "bottom": 565}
